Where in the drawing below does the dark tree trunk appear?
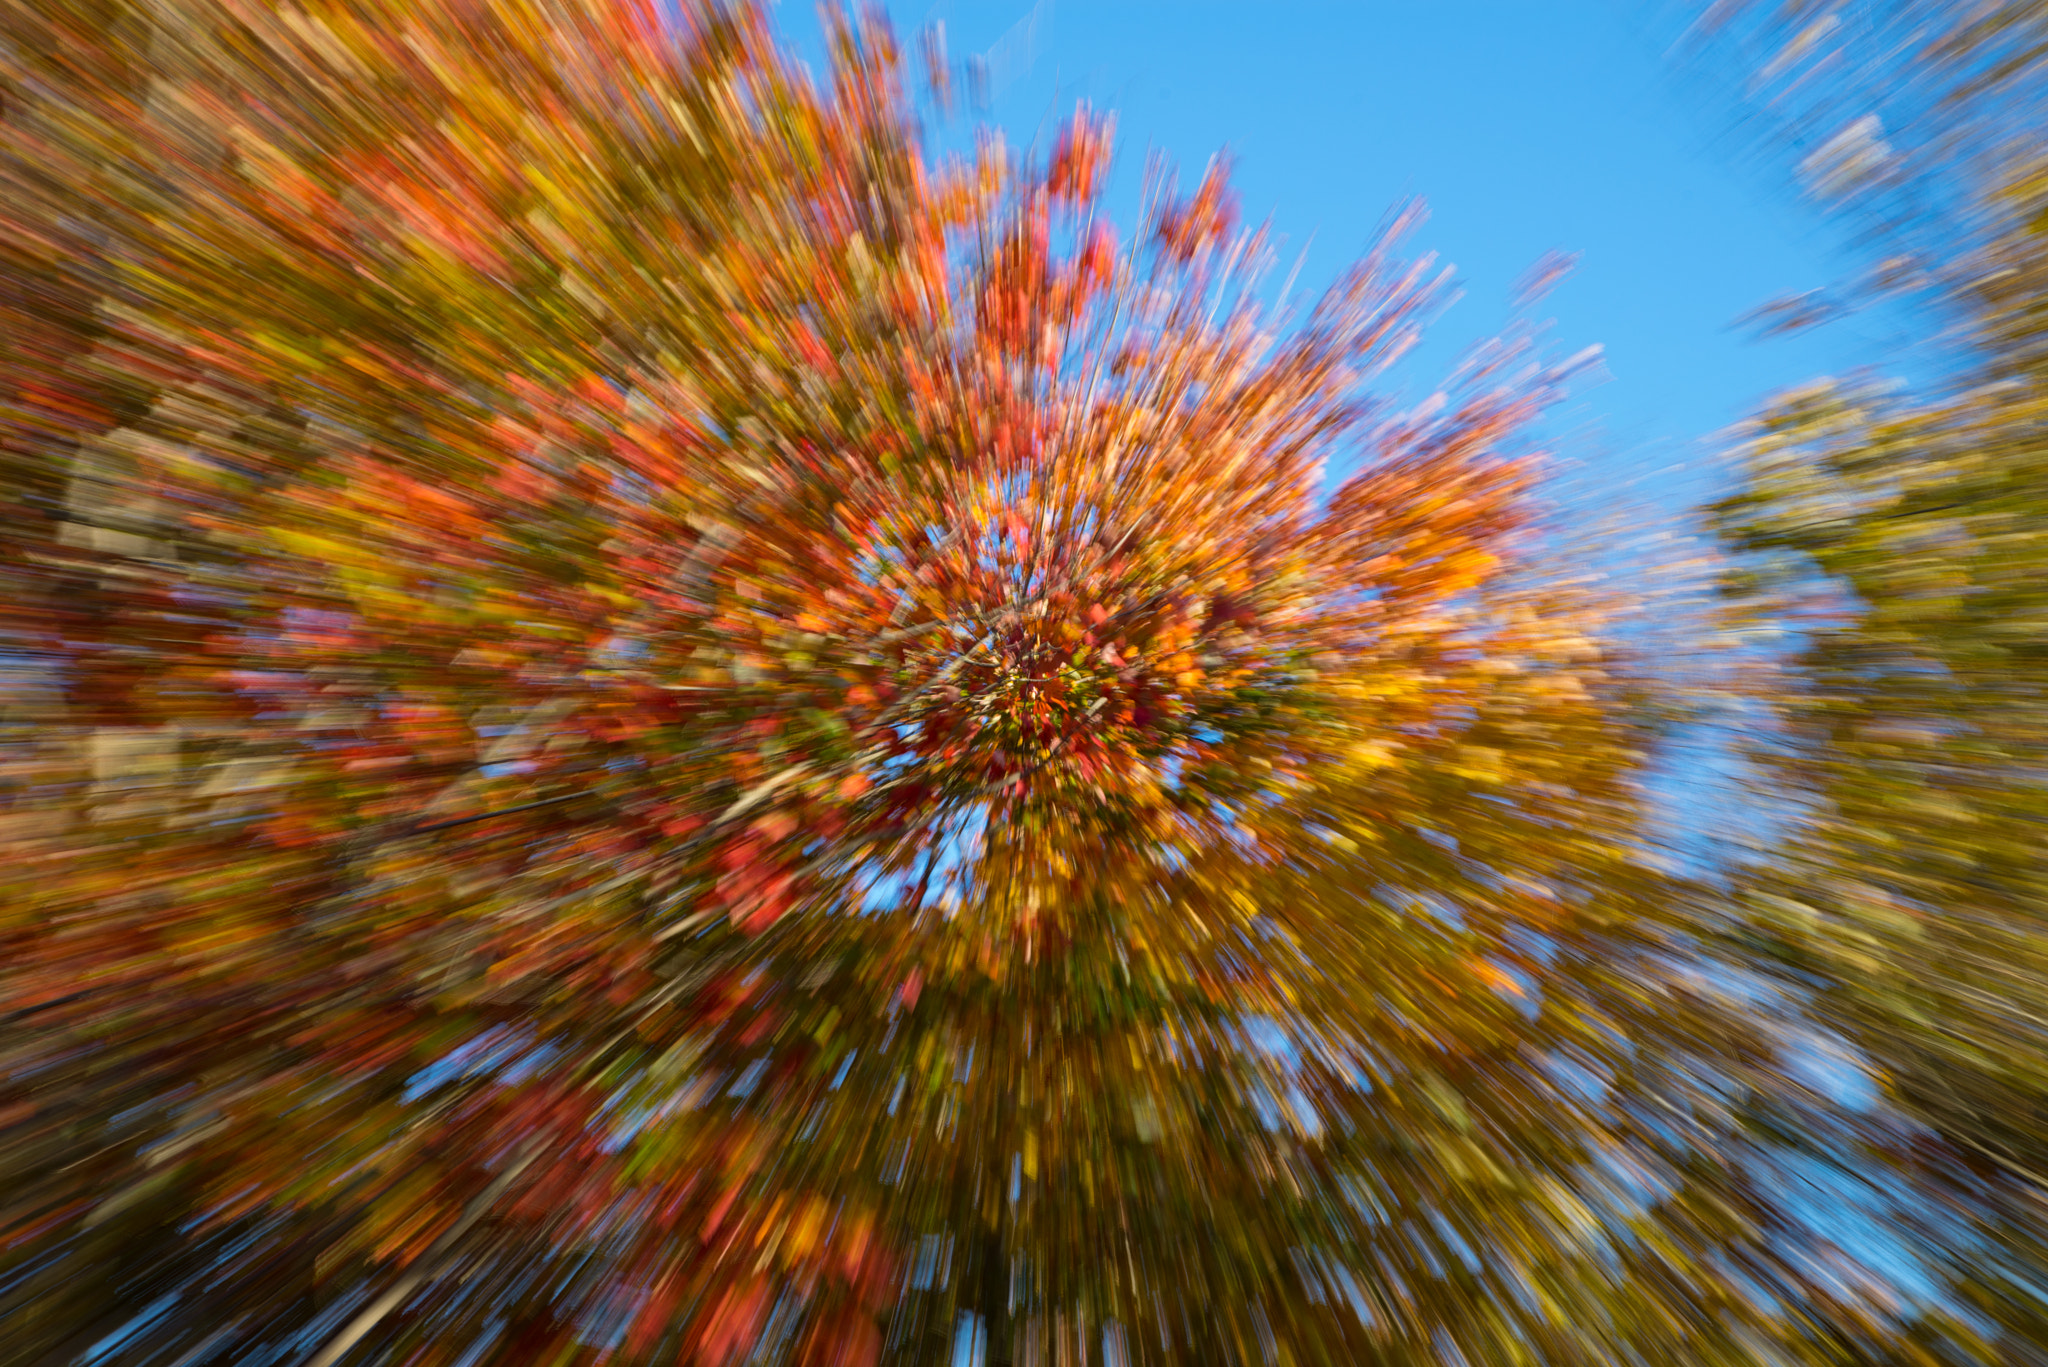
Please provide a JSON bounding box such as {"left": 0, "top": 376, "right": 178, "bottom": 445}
{"left": 976, "top": 1223, "right": 1013, "bottom": 1367}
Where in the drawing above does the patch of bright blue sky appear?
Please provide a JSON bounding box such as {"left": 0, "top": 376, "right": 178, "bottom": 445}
{"left": 858, "top": 798, "right": 988, "bottom": 912}
{"left": 775, "top": 0, "right": 1903, "bottom": 510}
{"left": 952, "top": 1310, "right": 986, "bottom": 1366}
{"left": 400, "top": 1023, "right": 553, "bottom": 1102}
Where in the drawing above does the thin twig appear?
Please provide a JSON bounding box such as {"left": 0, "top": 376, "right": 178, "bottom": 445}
{"left": 406, "top": 792, "right": 583, "bottom": 836}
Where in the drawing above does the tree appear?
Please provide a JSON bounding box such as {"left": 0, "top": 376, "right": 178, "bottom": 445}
{"left": 1700, "top": 2, "right": 2048, "bottom": 1359}
{"left": 2, "top": 1, "right": 1918, "bottom": 1363}
{"left": 2, "top": 2, "right": 926, "bottom": 1360}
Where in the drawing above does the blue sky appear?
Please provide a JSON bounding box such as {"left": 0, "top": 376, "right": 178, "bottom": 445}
{"left": 780, "top": 0, "right": 1893, "bottom": 516}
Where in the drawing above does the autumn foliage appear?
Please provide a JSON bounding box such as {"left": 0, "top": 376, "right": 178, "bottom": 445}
{"left": 0, "top": 0, "right": 2022, "bottom": 1364}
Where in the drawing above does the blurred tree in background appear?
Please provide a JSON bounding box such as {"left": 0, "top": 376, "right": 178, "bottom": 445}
{"left": 1700, "top": 0, "right": 2048, "bottom": 1360}
{"left": 2, "top": 0, "right": 2042, "bottom": 1363}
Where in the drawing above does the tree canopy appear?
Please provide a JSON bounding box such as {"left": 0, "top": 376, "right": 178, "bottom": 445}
{"left": 3, "top": 1, "right": 2046, "bottom": 1364}
{"left": 1698, "top": 2, "right": 2048, "bottom": 1358}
